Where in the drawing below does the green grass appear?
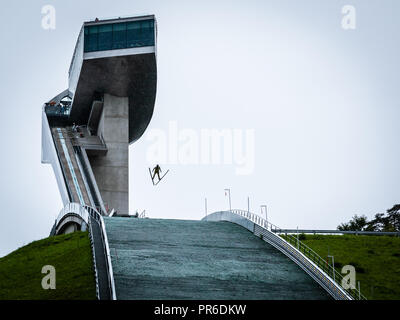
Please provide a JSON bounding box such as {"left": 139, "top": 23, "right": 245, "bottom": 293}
{"left": 296, "top": 234, "right": 400, "bottom": 300}
{"left": 0, "top": 231, "right": 96, "bottom": 300}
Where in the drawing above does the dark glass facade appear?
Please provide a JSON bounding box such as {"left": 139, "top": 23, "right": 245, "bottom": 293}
{"left": 84, "top": 19, "right": 155, "bottom": 53}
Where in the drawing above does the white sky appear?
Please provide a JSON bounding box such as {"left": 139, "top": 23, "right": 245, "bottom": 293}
{"left": 0, "top": 0, "right": 399, "bottom": 257}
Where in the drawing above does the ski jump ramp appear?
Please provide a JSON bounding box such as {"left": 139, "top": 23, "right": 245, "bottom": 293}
{"left": 104, "top": 217, "right": 330, "bottom": 300}
{"left": 102, "top": 211, "right": 365, "bottom": 300}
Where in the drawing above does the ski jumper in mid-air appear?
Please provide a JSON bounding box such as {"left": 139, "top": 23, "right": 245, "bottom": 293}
{"left": 152, "top": 164, "right": 162, "bottom": 181}
{"left": 149, "top": 164, "right": 169, "bottom": 186}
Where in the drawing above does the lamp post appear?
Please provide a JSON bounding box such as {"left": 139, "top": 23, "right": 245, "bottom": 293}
{"left": 261, "top": 205, "right": 267, "bottom": 222}
{"left": 205, "top": 198, "right": 208, "bottom": 220}
{"left": 328, "top": 255, "right": 335, "bottom": 282}
{"left": 224, "top": 189, "right": 232, "bottom": 212}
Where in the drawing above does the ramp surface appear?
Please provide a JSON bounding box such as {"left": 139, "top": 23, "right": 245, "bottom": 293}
{"left": 104, "top": 218, "right": 331, "bottom": 300}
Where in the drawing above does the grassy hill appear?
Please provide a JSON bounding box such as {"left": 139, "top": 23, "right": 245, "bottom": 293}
{"left": 298, "top": 234, "right": 400, "bottom": 300}
{"left": 0, "top": 231, "right": 96, "bottom": 300}
{"left": 2, "top": 229, "right": 398, "bottom": 300}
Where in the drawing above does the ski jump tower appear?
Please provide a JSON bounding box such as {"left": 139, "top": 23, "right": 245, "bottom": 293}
{"left": 42, "top": 15, "right": 157, "bottom": 233}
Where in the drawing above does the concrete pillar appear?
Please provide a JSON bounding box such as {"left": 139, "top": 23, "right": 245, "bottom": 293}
{"left": 64, "top": 224, "right": 78, "bottom": 234}
{"left": 89, "top": 94, "right": 129, "bottom": 215}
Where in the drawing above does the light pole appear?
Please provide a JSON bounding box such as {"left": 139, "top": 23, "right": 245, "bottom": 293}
{"left": 261, "top": 205, "right": 267, "bottom": 222}
{"left": 328, "top": 255, "right": 335, "bottom": 282}
{"left": 224, "top": 189, "right": 232, "bottom": 212}
{"left": 205, "top": 198, "right": 208, "bottom": 220}
{"left": 247, "top": 196, "right": 250, "bottom": 214}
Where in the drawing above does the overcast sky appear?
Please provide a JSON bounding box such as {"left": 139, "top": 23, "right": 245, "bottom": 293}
{"left": 0, "top": 0, "right": 399, "bottom": 257}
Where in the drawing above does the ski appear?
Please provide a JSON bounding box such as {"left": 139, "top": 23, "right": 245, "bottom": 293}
{"left": 154, "top": 170, "right": 170, "bottom": 186}
{"left": 148, "top": 168, "right": 155, "bottom": 185}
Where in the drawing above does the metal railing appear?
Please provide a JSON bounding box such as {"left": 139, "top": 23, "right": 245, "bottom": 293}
{"left": 53, "top": 203, "right": 115, "bottom": 299}
{"left": 228, "top": 209, "right": 367, "bottom": 300}
{"left": 85, "top": 205, "right": 116, "bottom": 300}
{"left": 56, "top": 202, "right": 89, "bottom": 228}
{"left": 45, "top": 104, "right": 71, "bottom": 117}
{"left": 272, "top": 229, "right": 400, "bottom": 236}
{"left": 87, "top": 217, "right": 100, "bottom": 298}
{"left": 278, "top": 233, "right": 366, "bottom": 300}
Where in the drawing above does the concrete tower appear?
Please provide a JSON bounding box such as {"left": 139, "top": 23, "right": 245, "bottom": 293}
{"left": 42, "top": 15, "right": 157, "bottom": 229}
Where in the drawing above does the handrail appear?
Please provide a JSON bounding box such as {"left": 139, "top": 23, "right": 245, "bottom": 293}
{"left": 85, "top": 205, "right": 116, "bottom": 300}
{"left": 278, "top": 233, "right": 366, "bottom": 300}
{"left": 87, "top": 218, "right": 100, "bottom": 299}
{"left": 53, "top": 203, "right": 103, "bottom": 297}
{"left": 56, "top": 202, "right": 89, "bottom": 227}
{"left": 272, "top": 229, "right": 400, "bottom": 236}
{"left": 54, "top": 202, "right": 116, "bottom": 299}
{"left": 214, "top": 209, "right": 367, "bottom": 300}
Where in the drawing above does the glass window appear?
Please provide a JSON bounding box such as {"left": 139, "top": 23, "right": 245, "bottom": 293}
{"left": 84, "top": 27, "right": 89, "bottom": 51}
{"left": 127, "top": 21, "right": 141, "bottom": 48}
{"left": 113, "top": 23, "right": 126, "bottom": 49}
{"left": 84, "top": 19, "right": 154, "bottom": 52}
{"left": 141, "top": 20, "right": 150, "bottom": 29}
{"left": 98, "top": 24, "right": 113, "bottom": 51}
{"left": 141, "top": 20, "right": 155, "bottom": 46}
{"left": 84, "top": 26, "right": 98, "bottom": 52}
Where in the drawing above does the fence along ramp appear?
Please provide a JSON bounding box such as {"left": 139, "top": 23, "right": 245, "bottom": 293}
{"left": 85, "top": 205, "right": 116, "bottom": 300}
{"left": 204, "top": 210, "right": 367, "bottom": 300}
